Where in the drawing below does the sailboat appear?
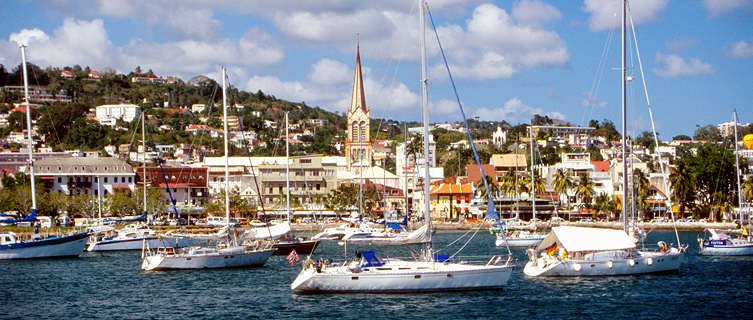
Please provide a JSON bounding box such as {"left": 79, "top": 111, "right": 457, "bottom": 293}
{"left": 290, "top": 0, "right": 513, "bottom": 293}
{"left": 141, "top": 67, "right": 274, "bottom": 270}
{"left": 496, "top": 129, "right": 546, "bottom": 247}
{"left": 698, "top": 109, "right": 753, "bottom": 255}
{"left": 311, "top": 42, "right": 430, "bottom": 247}
{"left": 523, "top": 0, "right": 684, "bottom": 277}
{"left": 0, "top": 45, "right": 89, "bottom": 259}
{"left": 88, "top": 112, "right": 183, "bottom": 251}
{"left": 271, "top": 112, "right": 320, "bottom": 255}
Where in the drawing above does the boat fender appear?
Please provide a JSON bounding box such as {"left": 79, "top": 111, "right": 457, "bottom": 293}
{"left": 628, "top": 259, "right": 636, "bottom": 267}
{"left": 572, "top": 263, "right": 581, "bottom": 272}
{"left": 607, "top": 261, "right": 613, "bottom": 269}
{"left": 646, "top": 258, "right": 653, "bottom": 266}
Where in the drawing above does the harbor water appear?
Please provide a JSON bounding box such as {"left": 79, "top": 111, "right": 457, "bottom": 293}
{"left": 2, "top": 230, "right": 752, "bottom": 319}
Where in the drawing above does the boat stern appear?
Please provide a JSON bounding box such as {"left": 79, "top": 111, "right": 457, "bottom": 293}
{"left": 290, "top": 268, "right": 317, "bottom": 293}
{"left": 141, "top": 254, "right": 165, "bottom": 271}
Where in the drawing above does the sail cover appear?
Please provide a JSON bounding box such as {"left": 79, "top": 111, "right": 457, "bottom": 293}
{"left": 242, "top": 222, "right": 291, "bottom": 240}
{"left": 536, "top": 226, "right": 636, "bottom": 252}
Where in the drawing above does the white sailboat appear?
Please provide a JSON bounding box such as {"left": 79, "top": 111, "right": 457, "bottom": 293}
{"left": 291, "top": 0, "right": 513, "bottom": 293}
{"left": 524, "top": 0, "right": 684, "bottom": 277}
{"left": 699, "top": 109, "right": 753, "bottom": 256}
{"left": 0, "top": 45, "right": 88, "bottom": 259}
{"left": 141, "top": 67, "right": 274, "bottom": 270}
{"left": 88, "top": 112, "right": 183, "bottom": 251}
{"left": 496, "top": 128, "right": 546, "bottom": 247}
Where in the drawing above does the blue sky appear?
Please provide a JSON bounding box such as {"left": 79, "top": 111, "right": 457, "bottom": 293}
{"left": 1, "top": 0, "right": 752, "bottom": 139}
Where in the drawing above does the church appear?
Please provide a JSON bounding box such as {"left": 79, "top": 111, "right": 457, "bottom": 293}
{"left": 344, "top": 45, "right": 372, "bottom": 173}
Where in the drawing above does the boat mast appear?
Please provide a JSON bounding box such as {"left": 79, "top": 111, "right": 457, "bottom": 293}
{"left": 529, "top": 127, "right": 536, "bottom": 222}
{"left": 142, "top": 111, "right": 148, "bottom": 218}
{"left": 404, "top": 122, "right": 409, "bottom": 220}
{"left": 514, "top": 139, "right": 519, "bottom": 220}
{"left": 20, "top": 45, "right": 37, "bottom": 213}
{"left": 419, "top": 0, "right": 432, "bottom": 248}
{"left": 734, "top": 110, "right": 743, "bottom": 220}
{"left": 630, "top": 139, "right": 636, "bottom": 225}
{"left": 621, "top": 0, "right": 629, "bottom": 233}
{"left": 221, "top": 67, "right": 231, "bottom": 228}
{"left": 286, "top": 112, "right": 291, "bottom": 223}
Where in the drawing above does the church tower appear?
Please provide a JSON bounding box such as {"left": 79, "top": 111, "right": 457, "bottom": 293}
{"left": 345, "top": 44, "right": 372, "bottom": 172}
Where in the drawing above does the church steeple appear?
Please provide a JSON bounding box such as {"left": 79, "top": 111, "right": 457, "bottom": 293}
{"left": 349, "top": 43, "right": 367, "bottom": 112}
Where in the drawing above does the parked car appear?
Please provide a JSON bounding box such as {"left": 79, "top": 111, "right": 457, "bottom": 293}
{"left": 549, "top": 217, "right": 565, "bottom": 224}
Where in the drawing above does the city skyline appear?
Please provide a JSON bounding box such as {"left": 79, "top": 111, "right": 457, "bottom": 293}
{"left": 1, "top": 0, "right": 751, "bottom": 138}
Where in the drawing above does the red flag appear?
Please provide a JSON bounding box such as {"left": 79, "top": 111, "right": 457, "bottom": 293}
{"left": 286, "top": 249, "right": 299, "bottom": 267}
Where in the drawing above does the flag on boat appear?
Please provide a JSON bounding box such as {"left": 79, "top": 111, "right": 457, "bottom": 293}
{"left": 286, "top": 249, "right": 299, "bottom": 266}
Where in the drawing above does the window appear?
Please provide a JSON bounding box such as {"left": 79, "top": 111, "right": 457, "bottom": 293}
{"left": 128, "top": 177, "right": 132, "bottom": 183}
{"left": 104, "top": 177, "right": 108, "bottom": 183}
{"left": 57, "top": 177, "right": 61, "bottom": 183}
{"left": 121, "top": 177, "right": 125, "bottom": 183}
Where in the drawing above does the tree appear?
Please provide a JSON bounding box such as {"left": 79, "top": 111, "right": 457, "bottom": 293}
{"left": 106, "top": 193, "right": 138, "bottom": 217}
{"left": 672, "top": 134, "right": 691, "bottom": 141}
{"left": 693, "top": 125, "right": 722, "bottom": 142}
{"left": 552, "top": 169, "right": 574, "bottom": 210}
{"left": 593, "top": 192, "right": 617, "bottom": 219}
{"left": 575, "top": 173, "right": 595, "bottom": 208}
{"left": 669, "top": 160, "right": 696, "bottom": 219}
{"left": 476, "top": 175, "right": 500, "bottom": 201}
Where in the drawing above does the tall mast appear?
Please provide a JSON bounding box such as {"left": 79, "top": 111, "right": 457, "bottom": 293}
{"left": 20, "top": 45, "right": 37, "bottom": 212}
{"left": 142, "top": 111, "right": 147, "bottom": 216}
{"left": 734, "top": 110, "right": 743, "bottom": 216}
{"left": 221, "top": 67, "right": 231, "bottom": 227}
{"left": 404, "top": 123, "right": 409, "bottom": 219}
{"left": 621, "top": 0, "right": 629, "bottom": 233}
{"left": 530, "top": 127, "right": 536, "bottom": 221}
{"left": 419, "top": 0, "right": 432, "bottom": 247}
{"left": 286, "top": 112, "right": 291, "bottom": 223}
{"left": 514, "top": 139, "right": 519, "bottom": 220}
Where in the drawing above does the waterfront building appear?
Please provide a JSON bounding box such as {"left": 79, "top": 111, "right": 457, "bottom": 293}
{"left": 344, "top": 45, "right": 372, "bottom": 172}
{"left": 395, "top": 133, "right": 436, "bottom": 177}
{"left": 490, "top": 153, "right": 527, "bottom": 177}
{"left": 33, "top": 157, "right": 135, "bottom": 196}
{"left": 429, "top": 177, "right": 474, "bottom": 221}
{"left": 0, "top": 151, "right": 73, "bottom": 171}
{"left": 135, "top": 167, "right": 208, "bottom": 208}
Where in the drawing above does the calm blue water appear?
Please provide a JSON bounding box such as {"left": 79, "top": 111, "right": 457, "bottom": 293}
{"left": 2, "top": 231, "right": 752, "bottom": 319}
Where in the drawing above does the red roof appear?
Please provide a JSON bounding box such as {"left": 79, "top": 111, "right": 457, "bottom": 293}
{"left": 592, "top": 161, "right": 609, "bottom": 172}
{"left": 9, "top": 106, "right": 37, "bottom": 113}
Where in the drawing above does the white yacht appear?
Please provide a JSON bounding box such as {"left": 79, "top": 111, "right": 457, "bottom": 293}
{"left": 523, "top": 226, "right": 683, "bottom": 277}
{"left": 87, "top": 225, "right": 186, "bottom": 252}
{"left": 141, "top": 66, "right": 274, "bottom": 271}
{"left": 291, "top": 0, "right": 514, "bottom": 293}
{"left": 698, "top": 228, "right": 753, "bottom": 256}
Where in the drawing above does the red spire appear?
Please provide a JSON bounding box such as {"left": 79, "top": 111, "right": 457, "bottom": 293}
{"left": 350, "top": 43, "right": 367, "bottom": 112}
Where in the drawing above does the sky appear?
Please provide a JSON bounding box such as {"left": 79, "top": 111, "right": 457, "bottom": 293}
{"left": 0, "top": 0, "right": 751, "bottom": 139}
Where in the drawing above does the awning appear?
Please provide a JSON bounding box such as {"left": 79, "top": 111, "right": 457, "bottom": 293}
{"left": 536, "top": 226, "right": 636, "bottom": 252}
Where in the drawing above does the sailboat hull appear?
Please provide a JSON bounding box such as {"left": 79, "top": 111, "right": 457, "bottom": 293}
{"left": 291, "top": 261, "right": 513, "bottom": 294}
{"left": 523, "top": 250, "right": 683, "bottom": 277}
{"left": 698, "top": 243, "right": 753, "bottom": 256}
{"left": 495, "top": 236, "right": 544, "bottom": 247}
{"left": 273, "top": 239, "right": 319, "bottom": 256}
{"left": 141, "top": 246, "right": 274, "bottom": 270}
{"left": 0, "top": 232, "right": 88, "bottom": 260}
{"left": 87, "top": 236, "right": 193, "bottom": 252}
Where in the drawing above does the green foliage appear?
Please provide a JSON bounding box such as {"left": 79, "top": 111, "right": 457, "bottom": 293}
{"left": 693, "top": 125, "right": 721, "bottom": 142}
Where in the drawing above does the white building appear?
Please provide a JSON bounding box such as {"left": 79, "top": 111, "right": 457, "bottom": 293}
{"left": 32, "top": 157, "right": 135, "bottom": 196}
{"left": 395, "top": 133, "right": 436, "bottom": 177}
{"left": 95, "top": 104, "right": 141, "bottom": 126}
{"left": 492, "top": 126, "right": 507, "bottom": 146}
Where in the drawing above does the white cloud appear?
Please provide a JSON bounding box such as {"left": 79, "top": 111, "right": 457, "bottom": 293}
{"left": 702, "top": 0, "right": 753, "bottom": 16}
{"left": 471, "top": 97, "right": 565, "bottom": 124}
{"left": 653, "top": 52, "right": 713, "bottom": 77}
{"left": 729, "top": 39, "right": 753, "bottom": 58}
{"left": 245, "top": 58, "right": 418, "bottom": 115}
{"left": 96, "top": 0, "right": 221, "bottom": 40}
{"left": 4, "top": 18, "right": 114, "bottom": 68}
{"left": 582, "top": 0, "right": 669, "bottom": 31}
{"left": 581, "top": 93, "right": 608, "bottom": 108}
{"left": 512, "top": 0, "right": 562, "bottom": 27}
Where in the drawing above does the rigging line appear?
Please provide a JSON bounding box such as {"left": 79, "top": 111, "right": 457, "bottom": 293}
{"left": 425, "top": 6, "right": 511, "bottom": 257}
{"left": 581, "top": 28, "right": 615, "bottom": 127}
{"left": 628, "top": 6, "right": 680, "bottom": 245}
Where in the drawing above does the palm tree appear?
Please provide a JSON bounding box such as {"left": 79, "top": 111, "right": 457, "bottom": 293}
{"left": 631, "top": 168, "right": 650, "bottom": 220}
{"left": 575, "top": 173, "right": 595, "bottom": 208}
{"left": 741, "top": 176, "right": 753, "bottom": 205}
{"left": 522, "top": 171, "right": 546, "bottom": 199}
{"left": 593, "top": 192, "right": 614, "bottom": 219}
{"left": 552, "top": 168, "right": 574, "bottom": 211}
{"left": 476, "top": 175, "right": 500, "bottom": 201}
{"left": 669, "top": 161, "right": 696, "bottom": 219}
{"left": 498, "top": 170, "right": 517, "bottom": 198}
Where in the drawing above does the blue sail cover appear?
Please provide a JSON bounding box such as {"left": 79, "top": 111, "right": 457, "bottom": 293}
{"left": 486, "top": 199, "right": 499, "bottom": 222}
{"left": 386, "top": 223, "right": 405, "bottom": 232}
{"left": 0, "top": 209, "right": 36, "bottom": 224}
{"left": 357, "top": 251, "right": 385, "bottom": 268}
